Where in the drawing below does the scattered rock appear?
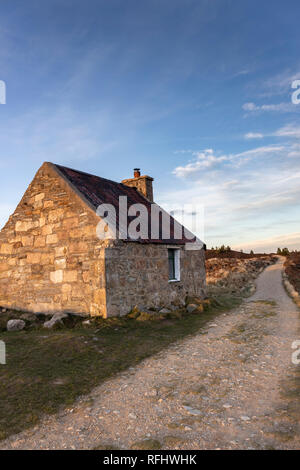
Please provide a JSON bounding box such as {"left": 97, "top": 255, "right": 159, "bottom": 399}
{"left": 52, "top": 378, "right": 67, "bottom": 386}
{"left": 241, "top": 416, "right": 251, "bottom": 422}
{"left": 145, "top": 389, "right": 158, "bottom": 397}
{"left": 186, "top": 304, "right": 198, "bottom": 314}
{"left": 43, "top": 312, "right": 68, "bottom": 329}
{"left": 7, "top": 319, "right": 26, "bottom": 332}
{"left": 183, "top": 405, "right": 202, "bottom": 416}
{"left": 159, "top": 308, "right": 171, "bottom": 314}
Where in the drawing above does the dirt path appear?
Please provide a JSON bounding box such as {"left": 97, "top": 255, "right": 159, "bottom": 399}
{"left": 1, "top": 257, "right": 300, "bottom": 450}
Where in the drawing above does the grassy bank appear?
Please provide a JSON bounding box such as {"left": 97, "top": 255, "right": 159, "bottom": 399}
{"left": 0, "top": 294, "right": 242, "bottom": 441}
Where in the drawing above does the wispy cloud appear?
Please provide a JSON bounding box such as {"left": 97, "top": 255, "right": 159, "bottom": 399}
{"left": 274, "top": 124, "right": 300, "bottom": 139}
{"left": 233, "top": 232, "right": 300, "bottom": 252}
{"left": 172, "top": 149, "right": 230, "bottom": 177}
{"left": 244, "top": 132, "right": 264, "bottom": 139}
{"left": 173, "top": 144, "right": 286, "bottom": 179}
{"left": 244, "top": 123, "right": 300, "bottom": 141}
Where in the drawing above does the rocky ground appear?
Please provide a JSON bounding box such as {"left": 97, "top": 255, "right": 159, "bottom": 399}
{"left": 1, "top": 256, "right": 299, "bottom": 450}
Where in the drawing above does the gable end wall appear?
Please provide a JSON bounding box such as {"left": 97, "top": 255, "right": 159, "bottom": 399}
{"left": 0, "top": 163, "right": 109, "bottom": 316}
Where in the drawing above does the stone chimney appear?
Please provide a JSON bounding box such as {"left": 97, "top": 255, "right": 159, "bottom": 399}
{"left": 122, "top": 169, "right": 154, "bottom": 202}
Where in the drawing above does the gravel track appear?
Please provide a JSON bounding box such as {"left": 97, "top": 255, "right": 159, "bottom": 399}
{"left": 1, "top": 256, "right": 299, "bottom": 450}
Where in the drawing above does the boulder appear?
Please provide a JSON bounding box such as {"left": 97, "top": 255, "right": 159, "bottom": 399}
{"left": 7, "top": 319, "right": 26, "bottom": 332}
{"left": 43, "top": 312, "right": 68, "bottom": 329}
{"left": 186, "top": 304, "right": 198, "bottom": 314}
{"left": 159, "top": 308, "right": 172, "bottom": 314}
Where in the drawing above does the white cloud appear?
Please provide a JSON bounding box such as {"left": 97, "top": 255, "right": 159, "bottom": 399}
{"left": 274, "top": 124, "right": 300, "bottom": 139}
{"left": 244, "top": 132, "right": 264, "bottom": 139}
{"left": 244, "top": 123, "right": 300, "bottom": 141}
{"left": 172, "top": 149, "right": 230, "bottom": 178}
{"left": 242, "top": 102, "right": 257, "bottom": 111}
{"left": 173, "top": 144, "right": 286, "bottom": 179}
{"left": 235, "top": 145, "right": 284, "bottom": 158}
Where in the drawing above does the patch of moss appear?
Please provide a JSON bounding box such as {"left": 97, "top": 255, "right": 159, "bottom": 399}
{"left": 130, "top": 439, "right": 161, "bottom": 450}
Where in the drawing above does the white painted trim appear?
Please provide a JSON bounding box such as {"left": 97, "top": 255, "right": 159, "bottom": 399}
{"left": 174, "top": 249, "right": 180, "bottom": 281}
{"left": 168, "top": 248, "right": 181, "bottom": 282}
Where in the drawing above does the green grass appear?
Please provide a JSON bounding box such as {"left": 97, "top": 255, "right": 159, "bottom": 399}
{"left": 0, "top": 294, "right": 241, "bottom": 441}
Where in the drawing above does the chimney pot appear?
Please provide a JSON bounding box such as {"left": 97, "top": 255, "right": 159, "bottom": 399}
{"left": 134, "top": 168, "right": 141, "bottom": 178}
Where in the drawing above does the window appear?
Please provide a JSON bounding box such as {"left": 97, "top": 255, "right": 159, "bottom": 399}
{"left": 168, "top": 248, "right": 180, "bottom": 281}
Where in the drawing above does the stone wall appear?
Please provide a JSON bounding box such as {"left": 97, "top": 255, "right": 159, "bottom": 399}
{"left": 0, "top": 163, "right": 108, "bottom": 316}
{"left": 105, "top": 243, "right": 206, "bottom": 317}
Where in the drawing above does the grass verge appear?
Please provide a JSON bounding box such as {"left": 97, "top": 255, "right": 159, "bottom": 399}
{"left": 0, "top": 293, "right": 241, "bottom": 441}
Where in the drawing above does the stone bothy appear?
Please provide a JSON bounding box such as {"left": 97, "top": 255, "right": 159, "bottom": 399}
{"left": 0, "top": 163, "right": 206, "bottom": 317}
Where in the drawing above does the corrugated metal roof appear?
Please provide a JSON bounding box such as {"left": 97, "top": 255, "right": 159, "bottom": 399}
{"left": 54, "top": 164, "right": 196, "bottom": 245}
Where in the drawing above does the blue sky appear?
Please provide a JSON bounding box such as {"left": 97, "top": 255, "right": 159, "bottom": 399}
{"left": 0, "top": 0, "right": 300, "bottom": 251}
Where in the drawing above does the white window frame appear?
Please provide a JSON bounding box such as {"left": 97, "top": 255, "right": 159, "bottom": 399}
{"left": 168, "top": 248, "right": 181, "bottom": 282}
